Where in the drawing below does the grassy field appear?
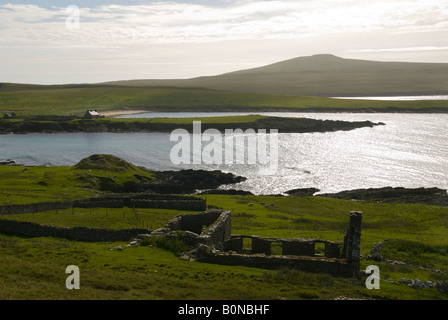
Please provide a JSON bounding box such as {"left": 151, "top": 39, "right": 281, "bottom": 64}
{"left": 1, "top": 192, "right": 447, "bottom": 299}
{"left": 1, "top": 232, "right": 445, "bottom": 301}
{"left": 0, "top": 207, "right": 190, "bottom": 230}
{"left": 0, "top": 159, "right": 447, "bottom": 300}
{"left": 1, "top": 84, "right": 447, "bottom": 117}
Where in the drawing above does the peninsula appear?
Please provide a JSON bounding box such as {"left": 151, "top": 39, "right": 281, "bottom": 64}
{"left": 0, "top": 115, "right": 384, "bottom": 134}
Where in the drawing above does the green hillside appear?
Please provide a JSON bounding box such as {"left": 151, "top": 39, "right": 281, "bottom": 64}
{"left": 104, "top": 54, "right": 448, "bottom": 96}
{"left": 1, "top": 84, "right": 447, "bottom": 116}
{"left": 2, "top": 54, "right": 448, "bottom": 116}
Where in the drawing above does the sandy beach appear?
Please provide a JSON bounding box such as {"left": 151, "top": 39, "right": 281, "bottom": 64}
{"left": 101, "top": 109, "right": 149, "bottom": 117}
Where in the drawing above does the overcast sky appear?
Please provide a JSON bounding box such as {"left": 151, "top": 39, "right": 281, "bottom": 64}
{"left": 1, "top": 0, "right": 447, "bottom": 84}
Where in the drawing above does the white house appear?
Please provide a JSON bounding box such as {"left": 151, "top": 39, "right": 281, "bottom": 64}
{"left": 84, "top": 110, "right": 102, "bottom": 119}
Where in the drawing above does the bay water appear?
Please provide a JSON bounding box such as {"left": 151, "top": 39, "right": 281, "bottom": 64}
{"left": 1, "top": 113, "right": 447, "bottom": 195}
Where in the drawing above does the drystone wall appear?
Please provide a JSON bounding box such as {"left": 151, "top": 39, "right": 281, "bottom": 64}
{"left": 197, "top": 211, "right": 231, "bottom": 249}
{"left": 0, "top": 201, "right": 73, "bottom": 215}
{"left": 74, "top": 194, "right": 206, "bottom": 211}
{"left": 0, "top": 193, "right": 206, "bottom": 215}
{"left": 196, "top": 244, "right": 353, "bottom": 278}
{"left": 164, "top": 210, "right": 232, "bottom": 248}
{"left": 223, "top": 235, "right": 343, "bottom": 259}
{"left": 0, "top": 219, "right": 149, "bottom": 242}
{"left": 166, "top": 210, "right": 224, "bottom": 234}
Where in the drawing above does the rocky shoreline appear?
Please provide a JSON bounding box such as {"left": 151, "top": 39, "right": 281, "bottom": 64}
{"left": 318, "top": 186, "right": 448, "bottom": 206}
{"left": 3, "top": 153, "right": 447, "bottom": 207}
{"left": 202, "top": 186, "right": 448, "bottom": 206}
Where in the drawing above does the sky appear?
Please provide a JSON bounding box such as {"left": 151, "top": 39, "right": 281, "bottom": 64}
{"left": 1, "top": 0, "right": 447, "bottom": 84}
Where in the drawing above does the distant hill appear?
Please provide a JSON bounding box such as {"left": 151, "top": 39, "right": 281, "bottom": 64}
{"left": 104, "top": 54, "right": 448, "bottom": 96}
{"left": 2, "top": 54, "right": 448, "bottom": 116}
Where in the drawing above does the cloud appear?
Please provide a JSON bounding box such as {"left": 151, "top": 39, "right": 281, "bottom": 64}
{"left": 1, "top": 0, "right": 447, "bottom": 47}
{"left": 1, "top": 0, "right": 447, "bottom": 83}
{"left": 348, "top": 46, "right": 448, "bottom": 53}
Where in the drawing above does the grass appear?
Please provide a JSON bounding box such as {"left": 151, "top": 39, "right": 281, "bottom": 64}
{"left": 205, "top": 195, "right": 448, "bottom": 246}
{"left": 0, "top": 85, "right": 447, "bottom": 117}
{"left": 0, "top": 233, "right": 445, "bottom": 300}
{"left": 105, "top": 55, "right": 448, "bottom": 97}
{"left": 0, "top": 155, "right": 155, "bottom": 204}
{"left": 140, "top": 236, "right": 190, "bottom": 256}
{"left": 1, "top": 192, "right": 447, "bottom": 300}
{"left": 1, "top": 161, "right": 447, "bottom": 300}
{"left": 150, "top": 114, "right": 267, "bottom": 124}
{"left": 0, "top": 207, "right": 191, "bottom": 230}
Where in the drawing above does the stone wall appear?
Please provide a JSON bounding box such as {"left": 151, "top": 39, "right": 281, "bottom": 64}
{"left": 166, "top": 210, "right": 224, "bottom": 234}
{"left": 75, "top": 194, "right": 206, "bottom": 211}
{"left": 197, "top": 211, "right": 231, "bottom": 249}
{"left": 149, "top": 210, "right": 361, "bottom": 278}
{"left": 0, "top": 193, "right": 206, "bottom": 215}
{"left": 0, "top": 219, "right": 149, "bottom": 242}
{"left": 343, "top": 211, "right": 363, "bottom": 277}
{"left": 133, "top": 200, "right": 206, "bottom": 211}
{"left": 224, "top": 235, "right": 244, "bottom": 252}
{"left": 163, "top": 210, "right": 232, "bottom": 249}
{"left": 0, "top": 201, "right": 73, "bottom": 215}
{"left": 196, "top": 244, "right": 353, "bottom": 278}
{"left": 325, "top": 241, "right": 343, "bottom": 259}
{"left": 282, "top": 239, "right": 316, "bottom": 256}
{"left": 223, "top": 235, "right": 342, "bottom": 259}
{"left": 252, "top": 237, "right": 272, "bottom": 255}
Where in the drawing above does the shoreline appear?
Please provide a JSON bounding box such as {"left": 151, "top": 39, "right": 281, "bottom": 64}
{"left": 99, "top": 106, "right": 448, "bottom": 116}
{"left": 101, "top": 109, "right": 149, "bottom": 117}
{"left": 0, "top": 115, "right": 384, "bottom": 135}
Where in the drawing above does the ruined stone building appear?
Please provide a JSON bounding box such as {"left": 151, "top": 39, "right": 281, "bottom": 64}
{"left": 156, "top": 210, "right": 363, "bottom": 278}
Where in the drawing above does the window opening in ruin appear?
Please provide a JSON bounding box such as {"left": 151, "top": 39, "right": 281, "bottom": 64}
{"left": 315, "top": 242, "right": 325, "bottom": 256}
{"left": 271, "top": 242, "right": 282, "bottom": 255}
{"left": 242, "top": 237, "right": 252, "bottom": 254}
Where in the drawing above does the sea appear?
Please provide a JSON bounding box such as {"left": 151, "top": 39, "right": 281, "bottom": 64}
{"left": 1, "top": 96, "right": 447, "bottom": 195}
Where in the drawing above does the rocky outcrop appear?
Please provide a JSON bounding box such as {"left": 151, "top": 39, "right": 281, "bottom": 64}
{"left": 367, "top": 242, "right": 384, "bottom": 261}
{"left": 72, "top": 154, "right": 246, "bottom": 194}
{"left": 148, "top": 170, "right": 246, "bottom": 194}
{"left": 285, "top": 188, "right": 320, "bottom": 197}
{"left": 198, "top": 189, "right": 254, "bottom": 196}
{"left": 398, "top": 279, "right": 448, "bottom": 292}
{"left": 0, "top": 159, "right": 15, "bottom": 165}
{"left": 319, "top": 187, "right": 448, "bottom": 206}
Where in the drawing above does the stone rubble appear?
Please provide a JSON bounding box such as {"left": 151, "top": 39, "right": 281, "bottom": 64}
{"left": 398, "top": 278, "right": 448, "bottom": 292}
